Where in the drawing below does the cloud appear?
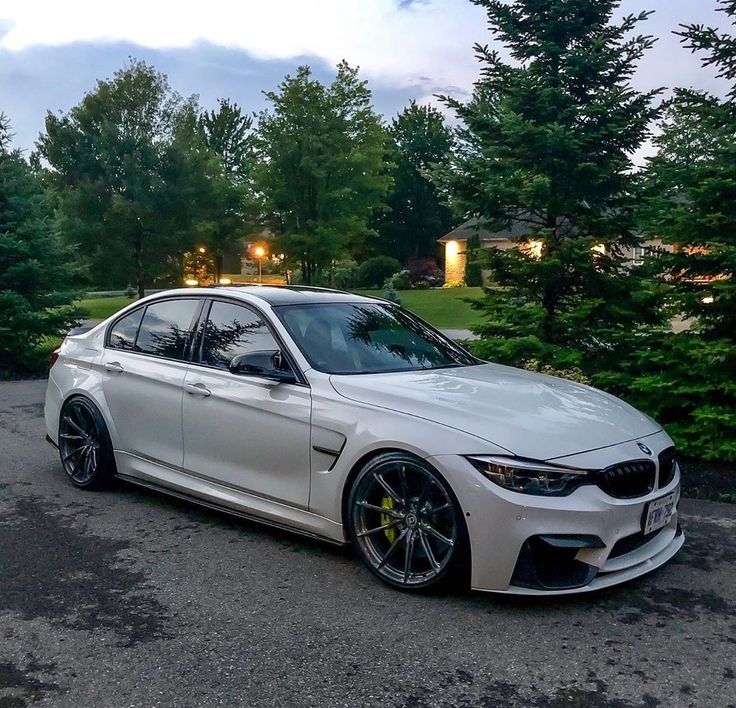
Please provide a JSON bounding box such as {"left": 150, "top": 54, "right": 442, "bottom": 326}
{"left": 0, "top": 0, "right": 732, "bottom": 156}
{"left": 0, "top": 41, "right": 431, "bottom": 153}
{"left": 0, "top": 0, "right": 486, "bottom": 92}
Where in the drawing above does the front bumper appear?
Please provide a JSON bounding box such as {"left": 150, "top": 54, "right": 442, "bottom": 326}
{"left": 429, "top": 430, "right": 684, "bottom": 595}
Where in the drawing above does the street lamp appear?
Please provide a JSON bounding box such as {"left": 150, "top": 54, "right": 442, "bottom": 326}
{"left": 253, "top": 245, "right": 266, "bottom": 283}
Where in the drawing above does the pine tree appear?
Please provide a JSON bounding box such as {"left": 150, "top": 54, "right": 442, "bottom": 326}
{"left": 438, "top": 0, "right": 664, "bottom": 368}
{"left": 0, "top": 114, "right": 82, "bottom": 374}
{"left": 607, "top": 0, "right": 736, "bottom": 462}
{"left": 642, "top": 0, "right": 736, "bottom": 339}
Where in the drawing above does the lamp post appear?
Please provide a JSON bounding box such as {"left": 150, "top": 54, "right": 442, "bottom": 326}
{"left": 254, "top": 245, "right": 266, "bottom": 283}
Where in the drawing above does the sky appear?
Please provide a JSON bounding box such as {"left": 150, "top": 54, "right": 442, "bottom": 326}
{"left": 0, "top": 0, "right": 732, "bottom": 154}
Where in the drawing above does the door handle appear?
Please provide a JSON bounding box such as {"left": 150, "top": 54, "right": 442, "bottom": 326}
{"left": 104, "top": 361, "right": 124, "bottom": 374}
{"left": 184, "top": 382, "right": 211, "bottom": 397}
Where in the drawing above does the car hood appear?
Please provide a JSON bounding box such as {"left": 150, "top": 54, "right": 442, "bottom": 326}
{"left": 329, "top": 363, "right": 661, "bottom": 460}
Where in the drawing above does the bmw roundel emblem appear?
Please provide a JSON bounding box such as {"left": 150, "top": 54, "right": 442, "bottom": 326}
{"left": 637, "top": 442, "right": 652, "bottom": 455}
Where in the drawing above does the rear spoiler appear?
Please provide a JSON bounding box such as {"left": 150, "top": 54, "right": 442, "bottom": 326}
{"left": 68, "top": 325, "right": 95, "bottom": 336}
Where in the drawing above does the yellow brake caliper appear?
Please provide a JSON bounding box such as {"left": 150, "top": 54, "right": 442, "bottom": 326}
{"left": 380, "top": 495, "right": 398, "bottom": 543}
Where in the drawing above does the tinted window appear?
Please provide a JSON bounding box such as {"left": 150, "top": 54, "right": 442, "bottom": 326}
{"left": 136, "top": 299, "right": 199, "bottom": 360}
{"left": 108, "top": 308, "right": 143, "bottom": 350}
{"left": 201, "top": 300, "right": 279, "bottom": 370}
{"left": 276, "top": 303, "right": 478, "bottom": 374}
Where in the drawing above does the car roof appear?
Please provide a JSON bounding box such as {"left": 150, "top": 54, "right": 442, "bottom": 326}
{"left": 153, "top": 285, "right": 386, "bottom": 306}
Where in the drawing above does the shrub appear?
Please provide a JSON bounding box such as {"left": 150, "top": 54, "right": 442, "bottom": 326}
{"left": 384, "top": 270, "right": 413, "bottom": 291}
{"left": 406, "top": 257, "right": 439, "bottom": 282}
{"left": 465, "top": 261, "right": 483, "bottom": 287}
{"left": 464, "top": 233, "right": 483, "bottom": 287}
{"left": 332, "top": 260, "right": 359, "bottom": 290}
{"left": 522, "top": 359, "right": 591, "bottom": 385}
{"left": 593, "top": 332, "right": 736, "bottom": 462}
{"left": 414, "top": 280, "right": 431, "bottom": 290}
{"left": 383, "top": 284, "right": 401, "bottom": 304}
{"left": 357, "top": 256, "right": 402, "bottom": 288}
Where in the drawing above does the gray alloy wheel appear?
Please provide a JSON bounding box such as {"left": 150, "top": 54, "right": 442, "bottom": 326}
{"left": 58, "top": 397, "right": 115, "bottom": 489}
{"left": 348, "top": 452, "right": 468, "bottom": 590}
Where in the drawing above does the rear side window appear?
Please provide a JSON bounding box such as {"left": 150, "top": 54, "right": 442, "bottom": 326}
{"left": 108, "top": 308, "right": 144, "bottom": 351}
{"left": 135, "top": 299, "right": 199, "bottom": 360}
{"left": 201, "top": 300, "right": 279, "bottom": 370}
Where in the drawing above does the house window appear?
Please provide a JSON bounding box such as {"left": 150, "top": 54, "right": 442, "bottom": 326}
{"left": 633, "top": 247, "right": 645, "bottom": 265}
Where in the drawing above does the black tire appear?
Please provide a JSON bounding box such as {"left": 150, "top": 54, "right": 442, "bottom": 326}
{"left": 347, "top": 451, "right": 469, "bottom": 591}
{"left": 58, "top": 396, "right": 116, "bottom": 489}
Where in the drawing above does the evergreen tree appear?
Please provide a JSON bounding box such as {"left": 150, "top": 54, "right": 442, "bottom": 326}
{"left": 642, "top": 0, "right": 736, "bottom": 339}
{"left": 376, "top": 101, "right": 454, "bottom": 263}
{"left": 605, "top": 0, "right": 736, "bottom": 462}
{"left": 0, "top": 114, "right": 82, "bottom": 374}
{"left": 255, "top": 63, "right": 391, "bottom": 284}
{"left": 438, "top": 0, "right": 664, "bottom": 367}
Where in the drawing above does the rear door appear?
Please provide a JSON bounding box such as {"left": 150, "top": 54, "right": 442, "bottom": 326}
{"left": 181, "top": 298, "right": 312, "bottom": 508}
{"left": 101, "top": 297, "right": 202, "bottom": 470}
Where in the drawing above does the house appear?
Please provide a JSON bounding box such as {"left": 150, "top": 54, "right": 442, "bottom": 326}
{"left": 439, "top": 217, "right": 671, "bottom": 285}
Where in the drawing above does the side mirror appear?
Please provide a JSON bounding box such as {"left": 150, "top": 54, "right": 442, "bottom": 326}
{"left": 228, "top": 350, "right": 297, "bottom": 384}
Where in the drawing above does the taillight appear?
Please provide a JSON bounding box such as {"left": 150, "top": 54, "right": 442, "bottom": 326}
{"left": 50, "top": 348, "right": 61, "bottom": 368}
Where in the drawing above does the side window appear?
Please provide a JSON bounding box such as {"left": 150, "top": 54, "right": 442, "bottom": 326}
{"left": 136, "top": 299, "right": 199, "bottom": 361}
{"left": 201, "top": 300, "right": 279, "bottom": 370}
{"left": 108, "top": 308, "right": 144, "bottom": 351}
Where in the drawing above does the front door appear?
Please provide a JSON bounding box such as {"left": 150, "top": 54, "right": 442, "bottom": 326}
{"left": 181, "top": 299, "right": 312, "bottom": 509}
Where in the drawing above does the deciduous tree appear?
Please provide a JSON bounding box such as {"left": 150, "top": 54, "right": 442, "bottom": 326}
{"left": 375, "top": 101, "right": 454, "bottom": 263}
{"left": 256, "top": 63, "right": 391, "bottom": 283}
{"left": 37, "top": 60, "right": 199, "bottom": 296}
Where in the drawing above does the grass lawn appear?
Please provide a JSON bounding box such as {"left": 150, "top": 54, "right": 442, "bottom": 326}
{"left": 77, "top": 295, "right": 134, "bottom": 320}
{"left": 355, "top": 287, "right": 483, "bottom": 329}
{"left": 77, "top": 287, "right": 485, "bottom": 330}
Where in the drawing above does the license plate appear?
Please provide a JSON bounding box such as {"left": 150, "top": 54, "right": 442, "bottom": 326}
{"left": 643, "top": 488, "right": 679, "bottom": 535}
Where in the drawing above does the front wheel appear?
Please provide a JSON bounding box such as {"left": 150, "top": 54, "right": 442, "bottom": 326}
{"left": 58, "top": 397, "right": 116, "bottom": 489}
{"left": 347, "top": 452, "right": 469, "bottom": 591}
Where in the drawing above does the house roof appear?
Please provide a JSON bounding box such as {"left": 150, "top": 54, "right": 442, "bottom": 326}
{"left": 438, "top": 217, "right": 532, "bottom": 243}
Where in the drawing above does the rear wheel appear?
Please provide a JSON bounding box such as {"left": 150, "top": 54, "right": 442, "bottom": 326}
{"left": 348, "top": 452, "right": 468, "bottom": 591}
{"left": 58, "top": 397, "right": 115, "bottom": 489}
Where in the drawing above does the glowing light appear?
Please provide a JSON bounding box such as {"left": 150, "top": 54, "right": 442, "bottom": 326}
{"left": 218, "top": 277, "right": 232, "bottom": 285}
{"left": 444, "top": 240, "right": 465, "bottom": 286}
{"left": 197, "top": 246, "right": 206, "bottom": 254}
{"left": 254, "top": 245, "right": 266, "bottom": 258}
{"left": 702, "top": 295, "right": 714, "bottom": 304}
{"left": 526, "top": 240, "right": 543, "bottom": 259}
{"left": 184, "top": 278, "right": 199, "bottom": 286}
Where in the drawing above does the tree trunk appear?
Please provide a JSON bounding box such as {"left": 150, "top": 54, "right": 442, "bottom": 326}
{"left": 135, "top": 233, "right": 145, "bottom": 299}
{"left": 214, "top": 252, "right": 223, "bottom": 283}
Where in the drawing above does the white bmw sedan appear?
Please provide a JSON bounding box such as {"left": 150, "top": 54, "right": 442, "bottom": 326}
{"left": 45, "top": 286, "right": 683, "bottom": 594}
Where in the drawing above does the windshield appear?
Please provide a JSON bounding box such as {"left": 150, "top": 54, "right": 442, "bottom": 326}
{"left": 275, "top": 302, "right": 479, "bottom": 375}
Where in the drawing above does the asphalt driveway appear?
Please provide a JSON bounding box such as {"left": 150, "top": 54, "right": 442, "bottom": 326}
{"left": 1, "top": 379, "right": 734, "bottom": 707}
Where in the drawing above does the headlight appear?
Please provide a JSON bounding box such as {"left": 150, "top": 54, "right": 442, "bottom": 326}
{"left": 466, "top": 455, "right": 590, "bottom": 496}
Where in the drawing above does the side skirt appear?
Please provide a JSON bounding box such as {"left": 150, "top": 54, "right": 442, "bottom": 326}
{"left": 114, "top": 472, "right": 349, "bottom": 548}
